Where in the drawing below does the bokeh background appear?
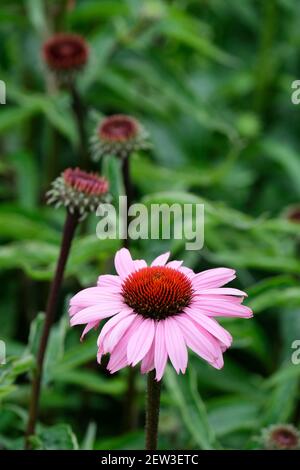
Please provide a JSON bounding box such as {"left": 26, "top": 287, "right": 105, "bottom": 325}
{"left": 1, "top": 0, "right": 300, "bottom": 450}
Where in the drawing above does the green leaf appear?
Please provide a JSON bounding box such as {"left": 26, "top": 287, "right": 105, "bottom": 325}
{"left": 31, "top": 424, "right": 79, "bottom": 450}
{"left": 0, "top": 105, "right": 40, "bottom": 135}
{"left": 165, "top": 366, "right": 217, "bottom": 449}
{"left": 53, "top": 369, "right": 126, "bottom": 396}
{"left": 9, "top": 152, "right": 39, "bottom": 209}
{"left": 207, "top": 396, "right": 261, "bottom": 437}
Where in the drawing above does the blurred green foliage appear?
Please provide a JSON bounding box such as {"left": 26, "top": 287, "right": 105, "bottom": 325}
{"left": 0, "top": 0, "right": 300, "bottom": 450}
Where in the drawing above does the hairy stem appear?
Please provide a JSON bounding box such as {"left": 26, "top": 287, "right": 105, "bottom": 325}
{"left": 145, "top": 370, "right": 162, "bottom": 450}
{"left": 25, "top": 212, "right": 78, "bottom": 447}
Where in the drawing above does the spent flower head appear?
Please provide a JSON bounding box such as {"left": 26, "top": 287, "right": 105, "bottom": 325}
{"left": 261, "top": 424, "right": 300, "bottom": 450}
{"left": 46, "top": 167, "right": 109, "bottom": 219}
{"left": 43, "top": 33, "right": 88, "bottom": 82}
{"left": 90, "top": 114, "right": 151, "bottom": 161}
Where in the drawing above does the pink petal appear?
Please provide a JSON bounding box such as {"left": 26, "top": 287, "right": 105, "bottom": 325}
{"left": 114, "top": 248, "right": 136, "bottom": 279}
{"left": 178, "top": 266, "right": 195, "bottom": 277}
{"left": 141, "top": 341, "right": 155, "bottom": 374}
{"left": 97, "top": 274, "right": 122, "bottom": 289}
{"left": 108, "top": 353, "right": 128, "bottom": 374}
{"left": 166, "top": 260, "right": 183, "bottom": 269}
{"left": 151, "top": 252, "right": 170, "bottom": 266}
{"left": 127, "top": 318, "right": 155, "bottom": 366}
{"left": 184, "top": 308, "right": 232, "bottom": 348}
{"left": 195, "top": 288, "right": 247, "bottom": 297}
{"left": 175, "top": 315, "right": 221, "bottom": 365}
{"left": 191, "top": 300, "right": 253, "bottom": 318}
{"left": 164, "top": 317, "right": 188, "bottom": 374}
{"left": 134, "top": 259, "right": 147, "bottom": 270}
{"left": 105, "top": 314, "right": 136, "bottom": 352}
{"left": 191, "top": 295, "right": 243, "bottom": 305}
{"left": 155, "top": 321, "right": 168, "bottom": 381}
{"left": 97, "top": 308, "right": 133, "bottom": 348}
{"left": 69, "top": 287, "right": 121, "bottom": 313}
{"left": 192, "top": 268, "right": 236, "bottom": 289}
{"left": 80, "top": 321, "right": 99, "bottom": 341}
{"left": 70, "top": 302, "right": 122, "bottom": 326}
{"left": 107, "top": 316, "right": 143, "bottom": 372}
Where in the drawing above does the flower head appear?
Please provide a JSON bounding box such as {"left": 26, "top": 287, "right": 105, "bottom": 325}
{"left": 90, "top": 114, "right": 151, "bottom": 161}
{"left": 262, "top": 424, "right": 300, "bottom": 450}
{"left": 282, "top": 204, "right": 300, "bottom": 223}
{"left": 43, "top": 33, "right": 88, "bottom": 81}
{"left": 69, "top": 249, "right": 253, "bottom": 380}
{"left": 46, "top": 167, "right": 109, "bottom": 219}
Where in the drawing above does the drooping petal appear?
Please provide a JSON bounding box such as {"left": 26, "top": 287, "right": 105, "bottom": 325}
{"left": 70, "top": 302, "right": 122, "bottom": 326}
{"left": 114, "top": 248, "right": 136, "bottom": 279}
{"left": 175, "top": 314, "right": 223, "bottom": 368}
{"left": 164, "top": 317, "right": 188, "bottom": 374}
{"left": 127, "top": 318, "right": 155, "bottom": 366}
{"left": 151, "top": 252, "right": 170, "bottom": 266}
{"left": 141, "top": 340, "right": 155, "bottom": 374}
{"left": 154, "top": 321, "right": 168, "bottom": 381}
{"left": 107, "top": 316, "right": 143, "bottom": 372}
{"left": 97, "top": 308, "right": 134, "bottom": 348}
{"left": 192, "top": 268, "right": 236, "bottom": 289}
{"left": 80, "top": 321, "right": 99, "bottom": 341}
{"left": 184, "top": 308, "right": 232, "bottom": 348}
{"left": 104, "top": 314, "right": 136, "bottom": 353}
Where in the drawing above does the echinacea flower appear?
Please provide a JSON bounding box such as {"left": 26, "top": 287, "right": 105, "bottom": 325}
{"left": 90, "top": 114, "right": 151, "bottom": 161}
{"left": 46, "top": 167, "right": 109, "bottom": 219}
{"left": 262, "top": 424, "right": 300, "bottom": 450}
{"left": 69, "top": 249, "right": 253, "bottom": 380}
{"left": 42, "top": 33, "right": 88, "bottom": 80}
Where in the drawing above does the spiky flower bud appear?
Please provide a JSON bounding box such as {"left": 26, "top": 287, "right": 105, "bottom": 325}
{"left": 42, "top": 33, "right": 88, "bottom": 82}
{"left": 262, "top": 424, "right": 300, "bottom": 450}
{"left": 90, "top": 114, "right": 151, "bottom": 161}
{"left": 46, "top": 168, "right": 109, "bottom": 219}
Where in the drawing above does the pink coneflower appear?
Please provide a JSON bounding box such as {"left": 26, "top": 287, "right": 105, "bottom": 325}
{"left": 43, "top": 33, "right": 88, "bottom": 78}
{"left": 69, "top": 248, "right": 252, "bottom": 380}
{"left": 46, "top": 167, "right": 109, "bottom": 219}
{"left": 90, "top": 114, "right": 151, "bottom": 161}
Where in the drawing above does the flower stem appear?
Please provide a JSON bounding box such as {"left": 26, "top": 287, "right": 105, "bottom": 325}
{"left": 145, "top": 370, "right": 162, "bottom": 450}
{"left": 25, "top": 211, "right": 78, "bottom": 447}
{"left": 70, "top": 83, "right": 88, "bottom": 169}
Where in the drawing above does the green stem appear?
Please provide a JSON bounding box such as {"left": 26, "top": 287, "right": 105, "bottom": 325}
{"left": 25, "top": 211, "right": 78, "bottom": 447}
{"left": 145, "top": 370, "right": 162, "bottom": 450}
